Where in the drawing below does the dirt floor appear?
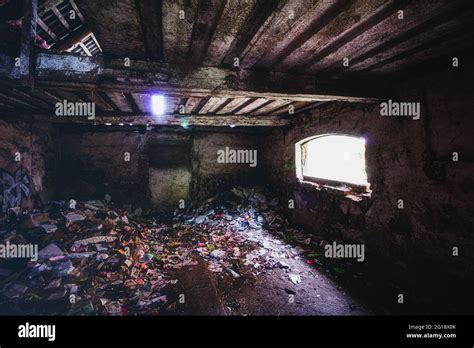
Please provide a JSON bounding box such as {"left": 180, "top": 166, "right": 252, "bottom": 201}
{"left": 0, "top": 187, "right": 373, "bottom": 316}
{"left": 167, "top": 233, "right": 369, "bottom": 316}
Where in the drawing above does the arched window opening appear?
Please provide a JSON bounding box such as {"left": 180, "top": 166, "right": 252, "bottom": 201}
{"left": 295, "top": 135, "right": 370, "bottom": 193}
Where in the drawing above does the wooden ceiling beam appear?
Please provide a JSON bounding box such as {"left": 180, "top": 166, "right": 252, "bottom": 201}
{"left": 27, "top": 114, "right": 289, "bottom": 127}
{"left": 135, "top": 0, "right": 164, "bottom": 61}
{"left": 1, "top": 52, "right": 388, "bottom": 102}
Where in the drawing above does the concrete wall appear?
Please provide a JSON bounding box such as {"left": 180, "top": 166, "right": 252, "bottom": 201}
{"left": 260, "top": 70, "right": 474, "bottom": 310}
{"left": 0, "top": 118, "right": 58, "bottom": 214}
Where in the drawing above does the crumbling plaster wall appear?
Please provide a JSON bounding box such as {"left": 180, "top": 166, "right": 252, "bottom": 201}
{"left": 191, "top": 131, "right": 261, "bottom": 200}
{"left": 58, "top": 128, "right": 261, "bottom": 209}
{"left": 0, "top": 118, "right": 58, "bottom": 214}
{"left": 260, "top": 70, "right": 474, "bottom": 290}
{"left": 58, "top": 130, "right": 149, "bottom": 206}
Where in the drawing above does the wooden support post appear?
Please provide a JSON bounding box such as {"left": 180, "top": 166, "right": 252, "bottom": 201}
{"left": 20, "top": 0, "right": 38, "bottom": 85}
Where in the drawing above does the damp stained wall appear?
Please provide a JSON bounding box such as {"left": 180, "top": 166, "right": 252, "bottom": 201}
{"left": 259, "top": 70, "right": 474, "bottom": 303}
{"left": 0, "top": 119, "right": 58, "bottom": 214}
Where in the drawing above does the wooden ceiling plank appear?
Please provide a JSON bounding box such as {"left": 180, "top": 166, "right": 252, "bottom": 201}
{"left": 242, "top": 0, "right": 346, "bottom": 69}
{"left": 162, "top": 0, "right": 198, "bottom": 63}
{"left": 135, "top": 0, "right": 163, "bottom": 61}
{"left": 187, "top": 0, "right": 227, "bottom": 65}
{"left": 221, "top": 0, "right": 280, "bottom": 67}
{"left": 344, "top": 10, "right": 474, "bottom": 74}
{"left": 203, "top": 0, "right": 257, "bottom": 66}
{"left": 278, "top": 0, "right": 405, "bottom": 72}
{"left": 315, "top": 1, "right": 474, "bottom": 75}
{"left": 235, "top": 98, "right": 269, "bottom": 115}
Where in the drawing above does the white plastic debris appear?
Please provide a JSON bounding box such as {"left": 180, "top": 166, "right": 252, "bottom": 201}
{"left": 289, "top": 274, "right": 302, "bottom": 284}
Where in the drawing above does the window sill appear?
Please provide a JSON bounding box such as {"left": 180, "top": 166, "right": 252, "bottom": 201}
{"left": 299, "top": 178, "right": 371, "bottom": 203}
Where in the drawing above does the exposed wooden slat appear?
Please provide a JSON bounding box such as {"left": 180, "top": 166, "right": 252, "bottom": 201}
{"left": 41, "top": 88, "right": 65, "bottom": 102}
{"left": 107, "top": 92, "right": 132, "bottom": 112}
{"left": 198, "top": 97, "right": 225, "bottom": 114}
{"left": 9, "top": 88, "right": 51, "bottom": 109}
{"left": 51, "top": 5, "right": 71, "bottom": 31}
{"left": 0, "top": 91, "right": 35, "bottom": 108}
{"left": 68, "top": 0, "right": 85, "bottom": 23}
{"left": 0, "top": 94, "right": 19, "bottom": 108}
{"left": 212, "top": 98, "right": 233, "bottom": 114}
{"left": 85, "top": 90, "right": 113, "bottom": 112}
{"left": 60, "top": 90, "right": 89, "bottom": 104}
{"left": 276, "top": 101, "right": 328, "bottom": 116}
{"left": 96, "top": 91, "right": 121, "bottom": 112}
{"left": 255, "top": 99, "right": 292, "bottom": 115}
{"left": 37, "top": 17, "right": 57, "bottom": 41}
{"left": 194, "top": 96, "right": 211, "bottom": 113}
{"left": 38, "top": 0, "right": 63, "bottom": 16}
{"left": 130, "top": 93, "right": 150, "bottom": 113}
{"left": 78, "top": 41, "right": 92, "bottom": 56}
{"left": 123, "top": 92, "right": 140, "bottom": 113}
{"left": 270, "top": 101, "right": 308, "bottom": 116}
{"left": 184, "top": 97, "right": 202, "bottom": 114}
{"left": 218, "top": 97, "right": 250, "bottom": 114}
{"left": 15, "top": 87, "right": 54, "bottom": 106}
{"left": 235, "top": 98, "right": 269, "bottom": 114}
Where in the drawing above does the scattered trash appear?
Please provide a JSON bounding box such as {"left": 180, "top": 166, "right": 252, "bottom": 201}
{"left": 73, "top": 236, "right": 117, "bottom": 246}
{"left": 0, "top": 186, "right": 353, "bottom": 315}
{"left": 38, "top": 243, "right": 64, "bottom": 259}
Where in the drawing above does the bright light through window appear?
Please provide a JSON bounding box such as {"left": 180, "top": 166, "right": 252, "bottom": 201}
{"left": 151, "top": 94, "right": 166, "bottom": 116}
{"left": 296, "top": 135, "right": 369, "bottom": 186}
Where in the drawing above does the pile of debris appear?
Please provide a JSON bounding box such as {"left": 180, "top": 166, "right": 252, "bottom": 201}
{"left": 0, "top": 187, "right": 352, "bottom": 315}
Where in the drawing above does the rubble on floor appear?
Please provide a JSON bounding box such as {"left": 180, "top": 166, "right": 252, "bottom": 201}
{"left": 0, "top": 187, "right": 367, "bottom": 315}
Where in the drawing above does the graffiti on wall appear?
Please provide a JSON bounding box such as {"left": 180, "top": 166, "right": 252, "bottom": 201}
{"left": 0, "top": 167, "right": 31, "bottom": 213}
